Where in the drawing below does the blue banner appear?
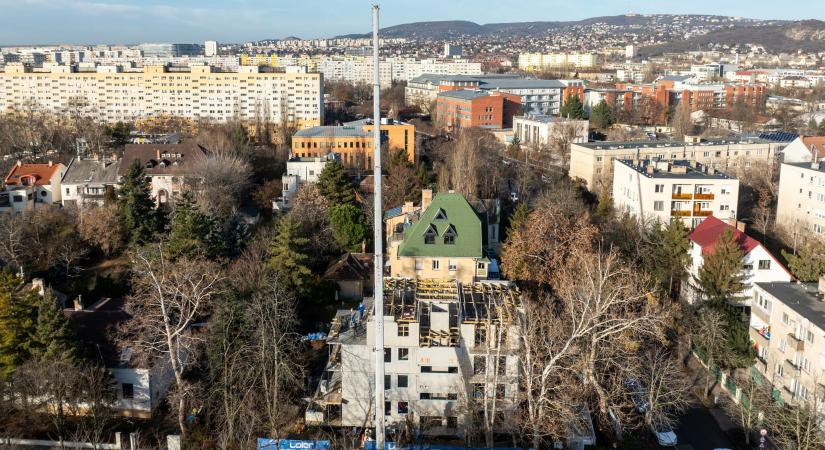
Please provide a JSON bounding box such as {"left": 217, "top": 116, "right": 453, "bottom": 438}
{"left": 257, "top": 439, "right": 331, "bottom": 450}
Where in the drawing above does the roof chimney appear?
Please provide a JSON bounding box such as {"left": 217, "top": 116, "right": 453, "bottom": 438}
{"left": 156, "top": 149, "right": 161, "bottom": 160}
{"left": 16, "top": 160, "right": 22, "bottom": 167}
{"left": 819, "top": 275, "right": 825, "bottom": 297}
{"left": 421, "top": 189, "right": 433, "bottom": 211}
{"left": 48, "top": 160, "right": 53, "bottom": 167}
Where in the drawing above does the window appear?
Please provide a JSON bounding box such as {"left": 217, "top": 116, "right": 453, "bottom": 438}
{"left": 424, "top": 225, "right": 437, "bottom": 244}
{"left": 719, "top": 204, "right": 730, "bottom": 211}
{"left": 654, "top": 184, "right": 664, "bottom": 193}
{"left": 385, "top": 401, "right": 391, "bottom": 416}
{"left": 385, "top": 375, "right": 391, "bottom": 389}
{"left": 495, "top": 384, "right": 506, "bottom": 399}
{"left": 779, "top": 337, "right": 787, "bottom": 352}
{"left": 776, "top": 363, "right": 784, "bottom": 378}
{"left": 758, "top": 260, "right": 771, "bottom": 270}
{"left": 448, "top": 259, "right": 457, "bottom": 271}
{"left": 443, "top": 225, "right": 456, "bottom": 245}
{"left": 497, "top": 356, "right": 507, "bottom": 376}
{"left": 414, "top": 258, "right": 423, "bottom": 271}
{"left": 806, "top": 330, "right": 815, "bottom": 344}
{"left": 653, "top": 201, "right": 664, "bottom": 211}
{"left": 474, "top": 325, "right": 487, "bottom": 347}
{"left": 398, "top": 324, "right": 409, "bottom": 337}
{"left": 447, "top": 417, "right": 458, "bottom": 428}
{"left": 398, "top": 348, "right": 409, "bottom": 361}
{"left": 398, "top": 375, "right": 408, "bottom": 388}
{"left": 433, "top": 208, "right": 448, "bottom": 220}
{"left": 473, "top": 355, "right": 486, "bottom": 375}
{"left": 472, "top": 383, "right": 484, "bottom": 399}
{"left": 122, "top": 383, "right": 134, "bottom": 400}
{"left": 782, "top": 312, "right": 790, "bottom": 325}
{"left": 384, "top": 348, "right": 391, "bottom": 363}
{"left": 432, "top": 259, "right": 440, "bottom": 270}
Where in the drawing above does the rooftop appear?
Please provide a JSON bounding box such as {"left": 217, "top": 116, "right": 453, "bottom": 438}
{"left": 616, "top": 159, "right": 736, "bottom": 180}
{"left": 515, "top": 113, "right": 586, "bottom": 124}
{"left": 756, "top": 282, "right": 825, "bottom": 331}
{"left": 576, "top": 136, "right": 784, "bottom": 151}
{"left": 120, "top": 141, "right": 208, "bottom": 176}
{"left": 690, "top": 216, "right": 760, "bottom": 255}
{"left": 437, "top": 89, "right": 493, "bottom": 101}
{"left": 62, "top": 158, "right": 121, "bottom": 185}
{"left": 294, "top": 125, "right": 369, "bottom": 139}
{"left": 398, "top": 192, "right": 483, "bottom": 258}
{"left": 410, "top": 73, "right": 565, "bottom": 90}
{"left": 4, "top": 161, "right": 62, "bottom": 186}
{"left": 784, "top": 161, "right": 825, "bottom": 173}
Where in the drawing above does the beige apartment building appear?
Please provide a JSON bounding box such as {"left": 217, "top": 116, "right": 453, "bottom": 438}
{"left": 0, "top": 63, "right": 323, "bottom": 127}
{"left": 776, "top": 160, "right": 825, "bottom": 237}
{"left": 749, "top": 279, "right": 825, "bottom": 403}
{"left": 570, "top": 136, "right": 787, "bottom": 191}
{"left": 612, "top": 159, "right": 740, "bottom": 228}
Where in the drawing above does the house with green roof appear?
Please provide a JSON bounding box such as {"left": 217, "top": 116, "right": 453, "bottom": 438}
{"left": 388, "top": 191, "right": 493, "bottom": 283}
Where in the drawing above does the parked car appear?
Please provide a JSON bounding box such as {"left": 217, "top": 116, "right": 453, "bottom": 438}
{"left": 650, "top": 419, "right": 678, "bottom": 447}
{"left": 625, "top": 378, "right": 649, "bottom": 413}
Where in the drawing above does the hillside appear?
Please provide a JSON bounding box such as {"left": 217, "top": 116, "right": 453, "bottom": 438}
{"left": 642, "top": 20, "right": 825, "bottom": 54}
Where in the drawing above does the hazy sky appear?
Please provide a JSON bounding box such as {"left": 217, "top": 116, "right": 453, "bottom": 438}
{"left": 0, "top": 0, "right": 822, "bottom": 45}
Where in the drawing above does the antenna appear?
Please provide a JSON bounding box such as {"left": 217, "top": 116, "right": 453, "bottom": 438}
{"left": 371, "top": 4, "right": 386, "bottom": 450}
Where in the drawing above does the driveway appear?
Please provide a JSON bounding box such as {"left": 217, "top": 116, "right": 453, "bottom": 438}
{"left": 674, "top": 400, "right": 736, "bottom": 450}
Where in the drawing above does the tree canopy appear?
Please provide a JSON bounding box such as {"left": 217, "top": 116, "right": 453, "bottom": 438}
{"left": 118, "top": 159, "right": 158, "bottom": 245}
{"left": 694, "top": 229, "right": 746, "bottom": 306}
{"left": 316, "top": 160, "right": 355, "bottom": 205}
{"left": 589, "top": 100, "right": 613, "bottom": 129}
{"left": 559, "top": 95, "right": 585, "bottom": 120}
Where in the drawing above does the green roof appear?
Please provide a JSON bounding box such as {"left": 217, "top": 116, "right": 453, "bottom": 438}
{"left": 398, "top": 193, "right": 482, "bottom": 258}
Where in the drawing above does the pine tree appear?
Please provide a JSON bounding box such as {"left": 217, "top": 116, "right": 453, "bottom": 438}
{"left": 166, "top": 192, "right": 217, "bottom": 259}
{"left": 590, "top": 100, "right": 614, "bottom": 129}
{"left": 118, "top": 159, "right": 158, "bottom": 245}
{"left": 595, "top": 185, "right": 613, "bottom": 220}
{"left": 782, "top": 239, "right": 825, "bottom": 282}
{"left": 267, "top": 216, "right": 312, "bottom": 295}
{"left": 317, "top": 160, "right": 355, "bottom": 205}
{"left": 0, "top": 270, "right": 37, "bottom": 377}
{"left": 559, "top": 94, "right": 585, "bottom": 119}
{"left": 329, "top": 204, "right": 370, "bottom": 252}
{"left": 645, "top": 220, "right": 691, "bottom": 300}
{"left": 505, "top": 203, "right": 530, "bottom": 239}
{"left": 32, "top": 290, "right": 79, "bottom": 364}
{"left": 695, "top": 229, "right": 747, "bottom": 306}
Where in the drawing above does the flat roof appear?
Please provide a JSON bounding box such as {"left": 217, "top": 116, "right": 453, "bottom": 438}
{"left": 294, "top": 126, "right": 369, "bottom": 138}
{"left": 783, "top": 162, "right": 825, "bottom": 174}
{"left": 756, "top": 282, "right": 825, "bottom": 331}
{"left": 437, "top": 90, "right": 491, "bottom": 101}
{"left": 615, "top": 159, "right": 736, "bottom": 180}
{"left": 576, "top": 137, "right": 781, "bottom": 151}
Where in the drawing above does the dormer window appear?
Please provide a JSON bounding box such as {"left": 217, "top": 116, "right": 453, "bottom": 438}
{"left": 433, "top": 208, "right": 448, "bottom": 221}
{"left": 443, "top": 224, "right": 456, "bottom": 245}
{"left": 424, "top": 225, "right": 437, "bottom": 245}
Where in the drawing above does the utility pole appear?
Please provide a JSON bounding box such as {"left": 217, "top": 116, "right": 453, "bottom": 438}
{"left": 371, "top": 4, "right": 386, "bottom": 450}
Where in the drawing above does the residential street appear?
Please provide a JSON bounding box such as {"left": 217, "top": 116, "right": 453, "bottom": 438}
{"left": 675, "top": 400, "right": 737, "bottom": 450}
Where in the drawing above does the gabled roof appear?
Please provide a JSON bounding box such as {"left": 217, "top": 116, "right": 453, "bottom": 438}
{"left": 324, "top": 253, "right": 373, "bottom": 282}
{"left": 62, "top": 158, "right": 121, "bottom": 185}
{"left": 689, "top": 216, "right": 760, "bottom": 255}
{"left": 800, "top": 136, "right": 825, "bottom": 159}
{"left": 4, "top": 161, "right": 62, "bottom": 186}
{"left": 398, "top": 193, "right": 482, "bottom": 258}
{"left": 120, "top": 141, "right": 208, "bottom": 177}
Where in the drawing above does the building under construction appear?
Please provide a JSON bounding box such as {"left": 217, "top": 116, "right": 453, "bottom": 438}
{"left": 305, "top": 278, "right": 523, "bottom": 439}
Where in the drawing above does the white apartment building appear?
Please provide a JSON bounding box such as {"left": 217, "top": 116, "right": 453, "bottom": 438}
{"left": 204, "top": 40, "right": 218, "bottom": 57}
{"left": 513, "top": 114, "right": 589, "bottom": 148}
{"left": 612, "top": 159, "right": 739, "bottom": 228}
{"left": 518, "top": 52, "right": 603, "bottom": 70}
{"left": 749, "top": 279, "right": 825, "bottom": 404}
{"left": 570, "top": 136, "right": 788, "bottom": 191}
{"left": 273, "top": 154, "right": 334, "bottom": 211}
{"left": 684, "top": 216, "right": 792, "bottom": 305}
{"left": 306, "top": 279, "right": 522, "bottom": 437}
{"left": 776, "top": 160, "right": 825, "bottom": 237}
{"left": 317, "top": 57, "right": 482, "bottom": 87}
{"left": 0, "top": 63, "right": 323, "bottom": 127}
{"left": 781, "top": 136, "right": 825, "bottom": 164}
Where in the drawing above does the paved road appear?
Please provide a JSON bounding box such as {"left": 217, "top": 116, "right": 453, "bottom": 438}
{"left": 674, "top": 401, "right": 736, "bottom": 450}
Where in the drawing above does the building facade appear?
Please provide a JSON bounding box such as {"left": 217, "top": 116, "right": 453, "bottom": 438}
{"left": 513, "top": 114, "right": 589, "bottom": 148}
{"left": 0, "top": 64, "right": 324, "bottom": 127}
{"left": 436, "top": 90, "right": 521, "bottom": 130}
{"left": 305, "top": 278, "right": 522, "bottom": 438}
{"left": 612, "top": 159, "right": 740, "bottom": 228}
{"left": 1, "top": 161, "right": 66, "bottom": 212}
{"left": 570, "top": 137, "right": 788, "bottom": 191}
{"left": 274, "top": 154, "right": 334, "bottom": 210}
{"left": 61, "top": 157, "right": 121, "bottom": 208}
{"left": 776, "top": 160, "right": 825, "bottom": 237}
{"left": 518, "top": 52, "right": 603, "bottom": 70}
{"left": 120, "top": 141, "right": 208, "bottom": 207}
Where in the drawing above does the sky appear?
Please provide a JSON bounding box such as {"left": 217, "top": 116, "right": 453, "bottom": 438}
{"left": 0, "top": 0, "right": 822, "bottom": 46}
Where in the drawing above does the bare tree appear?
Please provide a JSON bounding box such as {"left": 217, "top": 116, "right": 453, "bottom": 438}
{"left": 78, "top": 205, "right": 125, "bottom": 257}
{"left": 693, "top": 309, "right": 728, "bottom": 399}
{"left": 193, "top": 151, "right": 253, "bottom": 217}
{"left": 636, "top": 350, "right": 691, "bottom": 429}
{"left": 767, "top": 381, "right": 825, "bottom": 450}
{"left": 124, "top": 246, "right": 222, "bottom": 437}
{"left": 720, "top": 369, "right": 776, "bottom": 447}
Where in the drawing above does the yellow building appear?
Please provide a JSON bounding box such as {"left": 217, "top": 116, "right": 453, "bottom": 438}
{"left": 0, "top": 63, "right": 323, "bottom": 128}
{"left": 291, "top": 119, "right": 414, "bottom": 170}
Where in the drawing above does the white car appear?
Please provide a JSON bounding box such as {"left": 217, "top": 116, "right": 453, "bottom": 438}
{"left": 650, "top": 419, "right": 677, "bottom": 447}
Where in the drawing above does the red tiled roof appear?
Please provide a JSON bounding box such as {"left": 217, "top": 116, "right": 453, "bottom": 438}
{"left": 4, "top": 161, "right": 61, "bottom": 186}
{"left": 689, "top": 216, "right": 759, "bottom": 255}
{"left": 800, "top": 136, "right": 825, "bottom": 159}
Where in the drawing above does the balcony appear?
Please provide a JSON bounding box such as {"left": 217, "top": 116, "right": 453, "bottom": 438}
{"left": 672, "top": 193, "right": 693, "bottom": 200}
{"left": 787, "top": 333, "right": 805, "bottom": 352}
{"left": 785, "top": 358, "right": 803, "bottom": 373}
{"left": 751, "top": 326, "right": 771, "bottom": 342}
{"left": 671, "top": 210, "right": 692, "bottom": 217}
{"left": 693, "top": 210, "right": 713, "bottom": 217}
{"left": 694, "top": 193, "right": 715, "bottom": 200}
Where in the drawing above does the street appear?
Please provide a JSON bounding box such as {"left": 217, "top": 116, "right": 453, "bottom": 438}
{"left": 674, "top": 399, "right": 737, "bottom": 450}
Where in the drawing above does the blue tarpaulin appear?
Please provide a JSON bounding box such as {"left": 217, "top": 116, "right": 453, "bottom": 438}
{"left": 257, "top": 439, "right": 331, "bottom": 450}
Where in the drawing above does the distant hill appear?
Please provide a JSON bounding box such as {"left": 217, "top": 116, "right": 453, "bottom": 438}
{"left": 642, "top": 20, "right": 825, "bottom": 54}
{"left": 335, "top": 14, "right": 765, "bottom": 39}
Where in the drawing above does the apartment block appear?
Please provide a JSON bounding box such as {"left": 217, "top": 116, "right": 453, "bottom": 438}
{"left": 305, "top": 278, "right": 522, "bottom": 437}
{"left": 749, "top": 279, "right": 825, "bottom": 403}
{"left": 776, "top": 159, "right": 825, "bottom": 237}
{"left": 274, "top": 154, "right": 335, "bottom": 211}
{"left": 513, "top": 114, "right": 589, "bottom": 148}
{"left": 436, "top": 90, "right": 521, "bottom": 130}
{"left": 291, "top": 119, "right": 415, "bottom": 171}
{"left": 612, "top": 159, "right": 739, "bottom": 228}
{"left": 0, "top": 63, "right": 324, "bottom": 127}
{"left": 518, "top": 52, "right": 603, "bottom": 70}
{"left": 570, "top": 136, "right": 787, "bottom": 191}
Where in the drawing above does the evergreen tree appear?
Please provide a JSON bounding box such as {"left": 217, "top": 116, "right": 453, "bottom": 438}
{"left": 267, "top": 216, "right": 312, "bottom": 295}
{"left": 559, "top": 94, "right": 585, "bottom": 119}
{"left": 416, "top": 162, "right": 431, "bottom": 189}
{"left": 118, "top": 159, "right": 158, "bottom": 245}
{"left": 0, "top": 270, "right": 37, "bottom": 377}
{"left": 594, "top": 185, "right": 613, "bottom": 220}
{"left": 329, "top": 204, "right": 370, "bottom": 252}
{"left": 166, "top": 192, "right": 218, "bottom": 259}
{"left": 695, "top": 229, "right": 746, "bottom": 306}
{"left": 32, "top": 290, "right": 79, "bottom": 364}
{"left": 590, "top": 100, "right": 614, "bottom": 129}
{"left": 645, "top": 220, "right": 691, "bottom": 300}
{"left": 782, "top": 239, "right": 825, "bottom": 282}
{"left": 222, "top": 214, "right": 250, "bottom": 258}
{"left": 505, "top": 203, "right": 531, "bottom": 239}
{"left": 317, "top": 160, "right": 355, "bottom": 205}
